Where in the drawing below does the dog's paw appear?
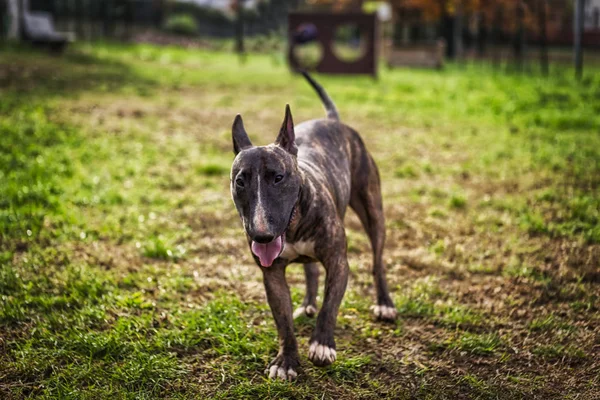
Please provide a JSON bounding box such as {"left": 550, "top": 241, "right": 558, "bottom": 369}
{"left": 371, "top": 304, "right": 398, "bottom": 322}
{"left": 308, "top": 341, "right": 336, "bottom": 367}
{"left": 264, "top": 354, "right": 299, "bottom": 381}
{"left": 293, "top": 305, "right": 317, "bottom": 319}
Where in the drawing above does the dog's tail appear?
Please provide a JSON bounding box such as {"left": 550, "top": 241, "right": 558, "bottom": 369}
{"left": 301, "top": 71, "right": 340, "bottom": 121}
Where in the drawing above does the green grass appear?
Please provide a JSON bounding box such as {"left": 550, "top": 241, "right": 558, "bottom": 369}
{"left": 532, "top": 344, "right": 587, "bottom": 361}
{"left": 528, "top": 314, "right": 575, "bottom": 333}
{"left": 1, "top": 41, "right": 599, "bottom": 399}
{"left": 447, "top": 332, "right": 502, "bottom": 356}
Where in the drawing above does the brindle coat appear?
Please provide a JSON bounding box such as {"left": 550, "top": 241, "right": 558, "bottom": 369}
{"left": 230, "top": 72, "right": 396, "bottom": 381}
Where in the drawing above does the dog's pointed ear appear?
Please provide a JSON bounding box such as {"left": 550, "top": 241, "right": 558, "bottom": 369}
{"left": 275, "top": 104, "right": 298, "bottom": 156}
{"left": 232, "top": 114, "right": 252, "bottom": 155}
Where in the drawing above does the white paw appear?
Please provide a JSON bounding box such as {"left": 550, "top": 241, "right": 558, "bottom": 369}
{"left": 308, "top": 341, "right": 336, "bottom": 366}
{"left": 371, "top": 304, "right": 398, "bottom": 321}
{"left": 293, "top": 305, "right": 317, "bottom": 319}
{"left": 266, "top": 364, "right": 298, "bottom": 381}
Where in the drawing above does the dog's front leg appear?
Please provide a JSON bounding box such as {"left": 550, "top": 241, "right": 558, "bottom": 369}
{"left": 261, "top": 261, "right": 300, "bottom": 381}
{"left": 308, "top": 251, "right": 349, "bottom": 367}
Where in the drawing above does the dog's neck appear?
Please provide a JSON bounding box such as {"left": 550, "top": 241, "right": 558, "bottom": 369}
{"left": 284, "top": 168, "right": 319, "bottom": 243}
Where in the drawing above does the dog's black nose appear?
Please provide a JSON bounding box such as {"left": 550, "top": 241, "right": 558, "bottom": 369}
{"left": 253, "top": 233, "right": 275, "bottom": 244}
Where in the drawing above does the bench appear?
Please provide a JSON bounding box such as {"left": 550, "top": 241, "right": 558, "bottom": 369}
{"left": 22, "top": 10, "right": 74, "bottom": 52}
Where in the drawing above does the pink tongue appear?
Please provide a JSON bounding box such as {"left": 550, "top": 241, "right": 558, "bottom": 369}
{"left": 251, "top": 236, "right": 283, "bottom": 267}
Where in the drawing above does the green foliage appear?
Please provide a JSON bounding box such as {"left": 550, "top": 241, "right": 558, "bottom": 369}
{"left": 168, "top": 2, "right": 233, "bottom": 24}
{"left": 163, "top": 14, "right": 198, "bottom": 36}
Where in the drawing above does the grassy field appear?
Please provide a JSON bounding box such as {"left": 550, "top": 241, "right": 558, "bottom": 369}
{"left": 1, "top": 42, "right": 599, "bottom": 399}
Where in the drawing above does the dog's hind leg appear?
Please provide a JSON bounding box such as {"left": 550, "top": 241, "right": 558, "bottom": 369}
{"left": 293, "top": 263, "right": 319, "bottom": 319}
{"left": 350, "top": 163, "right": 397, "bottom": 322}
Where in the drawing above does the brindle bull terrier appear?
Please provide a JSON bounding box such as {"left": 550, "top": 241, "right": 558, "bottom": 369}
{"left": 230, "top": 72, "right": 397, "bottom": 381}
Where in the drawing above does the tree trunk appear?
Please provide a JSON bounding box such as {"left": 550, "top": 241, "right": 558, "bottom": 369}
{"left": 235, "top": 0, "right": 245, "bottom": 54}
{"left": 538, "top": 0, "right": 548, "bottom": 75}
{"left": 124, "top": 0, "right": 134, "bottom": 39}
{"left": 574, "top": 0, "right": 584, "bottom": 79}
{"left": 454, "top": 3, "right": 463, "bottom": 59}
{"left": 442, "top": 13, "right": 455, "bottom": 59}
{"left": 513, "top": 2, "right": 525, "bottom": 72}
{"left": 75, "top": 0, "right": 84, "bottom": 39}
{"left": 477, "top": 12, "right": 487, "bottom": 57}
{"left": 7, "top": 0, "right": 20, "bottom": 40}
{"left": 153, "top": 0, "right": 165, "bottom": 29}
{"left": 492, "top": 7, "right": 503, "bottom": 69}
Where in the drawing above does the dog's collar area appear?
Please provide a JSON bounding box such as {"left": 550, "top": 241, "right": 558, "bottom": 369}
{"left": 286, "top": 203, "right": 298, "bottom": 231}
{"left": 282, "top": 186, "right": 301, "bottom": 234}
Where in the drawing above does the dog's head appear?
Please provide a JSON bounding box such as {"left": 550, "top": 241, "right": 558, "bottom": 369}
{"left": 230, "top": 105, "right": 300, "bottom": 267}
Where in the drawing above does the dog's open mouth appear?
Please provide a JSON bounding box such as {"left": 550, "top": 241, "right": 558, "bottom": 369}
{"left": 250, "top": 205, "right": 297, "bottom": 267}
{"left": 251, "top": 233, "right": 285, "bottom": 268}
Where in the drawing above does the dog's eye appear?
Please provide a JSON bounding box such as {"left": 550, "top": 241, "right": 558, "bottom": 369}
{"left": 274, "top": 175, "right": 284, "bottom": 184}
{"left": 235, "top": 178, "right": 244, "bottom": 187}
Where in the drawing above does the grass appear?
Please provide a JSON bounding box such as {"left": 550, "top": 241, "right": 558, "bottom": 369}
{"left": 447, "top": 332, "right": 502, "bottom": 356}
{"left": 0, "top": 41, "right": 599, "bottom": 399}
{"left": 532, "top": 344, "right": 587, "bottom": 361}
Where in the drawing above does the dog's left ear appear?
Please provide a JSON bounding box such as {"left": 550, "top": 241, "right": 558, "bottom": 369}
{"left": 275, "top": 104, "right": 298, "bottom": 156}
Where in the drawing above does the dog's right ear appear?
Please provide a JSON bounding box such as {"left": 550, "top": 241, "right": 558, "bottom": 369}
{"left": 275, "top": 104, "right": 297, "bottom": 156}
{"left": 232, "top": 114, "right": 252, "bottom": 155}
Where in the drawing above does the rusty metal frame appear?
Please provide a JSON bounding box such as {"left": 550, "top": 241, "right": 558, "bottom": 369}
{"left": 288, "top": 12, "right": 378, "bottom": 76}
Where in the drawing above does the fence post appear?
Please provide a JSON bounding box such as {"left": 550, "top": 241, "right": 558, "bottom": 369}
{"left": 538, "top": 0, "right": 548, "bottom": 75}
{"left": 574, "top": 0, "right": 584, "bottom": 79}
{"left": 235, "top": 0, "right": 246, "bottom": 54}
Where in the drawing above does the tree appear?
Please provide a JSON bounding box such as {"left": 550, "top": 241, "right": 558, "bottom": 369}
{"left": 306, "top": 0, "right": 364, "bottom": 11}
{"left": 7, "top": 0, "right": 19, "bottom": 40}
{"left": 536, "top": 0, "right": 548, "bottom": 75}
{"left": 574, "top": 0, "right": 583, "bottom": 79}
{"left": 389, "top": 0, "right": 480, "bottom": 21}
{"left": 232, "top": 0, "right": 246, "bottom": 54}
{"left": 312, "top": 0, "right": 571, "bottom": 69}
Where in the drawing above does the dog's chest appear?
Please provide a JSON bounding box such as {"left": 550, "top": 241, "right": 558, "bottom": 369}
{"left": 280, "top": 240, "right": 316, "bottom": 260}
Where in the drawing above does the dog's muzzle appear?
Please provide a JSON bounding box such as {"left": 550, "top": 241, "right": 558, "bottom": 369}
{"left": 250, "top": 203, "right": 298, "bottom": 267}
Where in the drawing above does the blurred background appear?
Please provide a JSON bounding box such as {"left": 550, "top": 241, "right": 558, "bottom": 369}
{"left": 1, "top": 0, "right": 599, "bottom": 73}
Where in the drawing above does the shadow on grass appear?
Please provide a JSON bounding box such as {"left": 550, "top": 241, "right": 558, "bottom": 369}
{"left": 0, "top": 42, "right": 156, "bottom": 102}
